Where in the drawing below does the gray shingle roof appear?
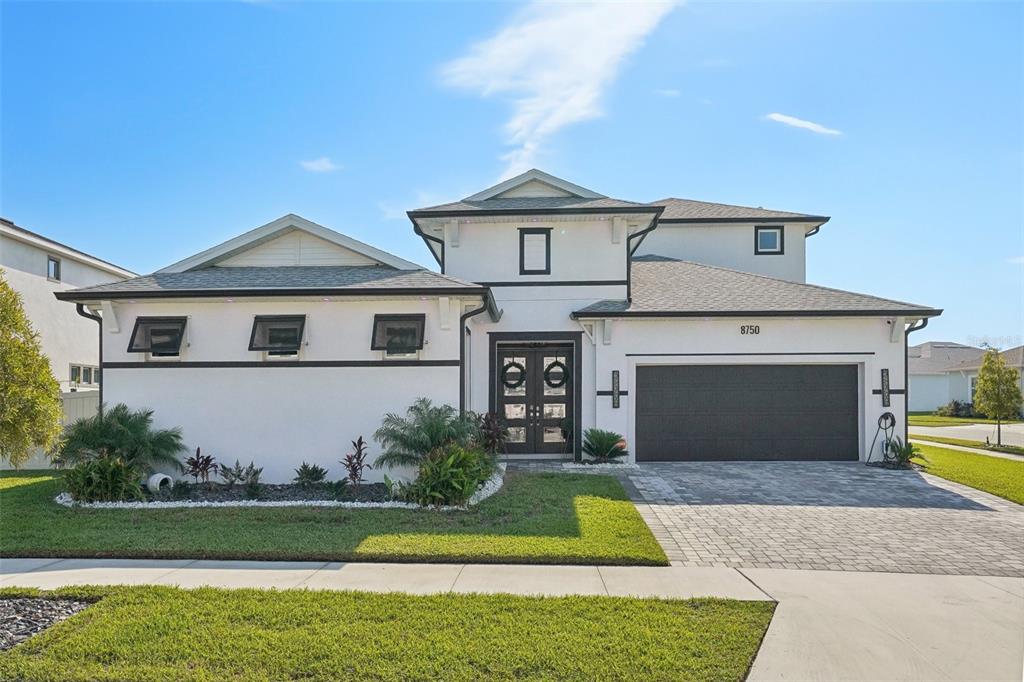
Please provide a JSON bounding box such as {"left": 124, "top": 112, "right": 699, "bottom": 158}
{"left": 947, "top": 345, "right": 1024, "bottom": 371}
{"left": 573, "top": 257, "right": 941, "bottom": 318}
{"left": 908, "top": 342, "right": 985, "bottom": 374}
{"left": 651, "top": 198, "right": 827, "bottom": 222}
{"left": 55, "top": 266, "right": 484, "bottom": 300}
{"left": 410, "top": 196, "right": 659, "bottom": 215}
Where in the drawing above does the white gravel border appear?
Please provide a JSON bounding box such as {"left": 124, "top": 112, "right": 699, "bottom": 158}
{"left": 55, "top": 465, "right": 506, "bottom": 512}
{"left": 561, "top": 462, "right": 639, "bottom": 471}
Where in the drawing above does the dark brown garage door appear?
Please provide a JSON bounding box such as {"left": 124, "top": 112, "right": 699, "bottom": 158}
{"left": 635, "top": 364, "right": 859, "bottom": 461}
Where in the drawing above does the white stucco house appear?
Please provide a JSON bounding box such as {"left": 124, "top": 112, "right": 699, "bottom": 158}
{"left": 55, "top": 170, "right": 942, "bottom": 481}
{"left": 2, "top": 218, "right": 136, "bottom": 467}
{"left": 907, "top": 341, "right": 984, "bottom": 412}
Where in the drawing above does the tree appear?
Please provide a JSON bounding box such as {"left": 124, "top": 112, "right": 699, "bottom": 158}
{"left": 0, "top": 272, "right": 62, "bottom": 467}
{"left": 973, "top": 349, "right": 1023, "bottom": 446}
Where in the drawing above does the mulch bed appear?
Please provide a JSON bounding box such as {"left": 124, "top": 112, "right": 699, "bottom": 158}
{"left": 0, "top": 598, "right": 90, "bottom": 650}
{"left": 148, "top": 482, "right": 390, "bottom": 503}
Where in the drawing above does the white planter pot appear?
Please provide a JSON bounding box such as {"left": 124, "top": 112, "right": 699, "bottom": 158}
{"left": 146, "top": 473, "right": 173, "bottom": 494}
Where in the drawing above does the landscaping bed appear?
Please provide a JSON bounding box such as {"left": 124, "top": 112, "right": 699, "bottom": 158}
{"left": 914, "top": 444, "right": 1024, "bottom": 505}
{"left": 1, "top": 471, "right": 668, "bottom": 565}
{"left": 150, "top": 481, "right": 389, "bottom": 503}
{"left": 0, "top": 585, "right": 774, "bottom": 681}
{"left": 0, "top": 598, "right": 91, "bottom": 651}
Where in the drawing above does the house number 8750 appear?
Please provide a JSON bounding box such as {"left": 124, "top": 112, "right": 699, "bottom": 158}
{"left": 740, "top": 325, "right": 760, "bottom": 335}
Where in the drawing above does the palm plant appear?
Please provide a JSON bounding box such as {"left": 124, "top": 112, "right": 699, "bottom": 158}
{"left": 581, "top": 428, "right": 629, "bottom": 462}
{"left": 57, "top": 403, "right": 186, "bottom": 472}
{"left": 373, "top": 398, "right": 479, "bottom": 468}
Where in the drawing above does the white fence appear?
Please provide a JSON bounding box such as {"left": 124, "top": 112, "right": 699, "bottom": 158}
{"left": 1, "top": 390, "right": 100, "bottom": 470}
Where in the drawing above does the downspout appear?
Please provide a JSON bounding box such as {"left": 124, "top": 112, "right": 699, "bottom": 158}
{"left": 904, "top": 318, "right": 929, "bottom": 443}
{"left": 459, "top": 297, "right": 490, "bottom": 414}
{"left": 75, "top": 303, "right": 103, "bottom": 410}
{"left": 625, "top": 218, "right": 659, "bottom": 302}
{"left": 408, "top": 215, "right": 445, "bottom": 273}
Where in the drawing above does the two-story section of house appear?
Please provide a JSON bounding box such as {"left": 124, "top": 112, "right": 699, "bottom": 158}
{"left": 56, "top": 169, "right": 941, "bottom": 481}
{"left": 2, "top": 218, "right": 136, "bottom": 393}
{"left": 410, "top": 170, "right": 941, "bottom": 465}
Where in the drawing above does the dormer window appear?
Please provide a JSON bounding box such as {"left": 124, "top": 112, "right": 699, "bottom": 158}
{"left": 372, "top": 314, "right": 425, "bottom": 358}
{"left": 754, "top": 226, "right": 784, "bottom": 255}
{"left": 519, "top": 228, "right": 551, "bottom": 275}
{"left": 128, "top": 317, "right": 187, "bottom": 357}
{"left": 249, "top": 315, "right": 305, "bottom": 357}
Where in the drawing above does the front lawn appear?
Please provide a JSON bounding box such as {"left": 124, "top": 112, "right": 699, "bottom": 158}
{"left": 908, "top": 413, "right": 1022, "bottom": 427}
{"left": 910, "top": 435, "right": 1024, "bottom": 457}
{"left": 0, "top": 586, "right": 774, "bottom": 682}
{"left": 914, "top": 444, "right": 1024, "bottom": 505}
{"left": 0, "top": 471, "right": 667, "bottom": 565}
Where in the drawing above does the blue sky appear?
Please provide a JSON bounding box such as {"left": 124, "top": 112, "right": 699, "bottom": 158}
{"left": 2, "top": 1, "right": 1021, "bottom": 347}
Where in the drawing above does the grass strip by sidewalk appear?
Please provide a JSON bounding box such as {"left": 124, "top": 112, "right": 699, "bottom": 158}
{"left": 913, "top": 444, "right": 1024, "bottom": 505}
{"left": 910, "top": 435, "right": 1024, "bottom": 457}
{"left": 0, "top": 471, "right": 667, "bottom": 566}
{"left": 908, "top": 413, "right": 1022, "bottom": 427}
{"left": 0, "top": 585, "right": 775, "bottom": 682}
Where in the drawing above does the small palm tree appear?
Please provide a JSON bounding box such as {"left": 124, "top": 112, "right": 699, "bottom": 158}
{"left": 57, "top": 403, "right": 186, "bottom": 472}
{"left": 373, "top": 398, "right": 479, "bottom": 468}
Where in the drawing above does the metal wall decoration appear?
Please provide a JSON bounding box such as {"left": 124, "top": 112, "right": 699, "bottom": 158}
{"left": 880, "top": 368, "right": 891, "bottom": 407}
{"left": 612, "top": 370, "right": 621, "bottom": 408}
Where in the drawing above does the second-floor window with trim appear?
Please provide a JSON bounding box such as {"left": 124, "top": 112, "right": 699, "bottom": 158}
{"left": 519, "top": 227, "right": 551, "bottom": 275}
{"left": 371, "top": 314, "right": 425, "bottom": 357}
{"left": 249, "top": 315, "right": 305, "bottom": 356}
{"left": 128, "top": 317, "right": 187, "bottom": 357}
{"left": 754, "top": 226, "right": 784, "bottom": 255}
{"left": 47, "top": 256, "right": 61, "bottom": 281}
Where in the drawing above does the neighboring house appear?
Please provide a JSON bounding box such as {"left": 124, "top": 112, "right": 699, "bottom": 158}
{"left": 908, "top": 341, "right": 985, "bottom": 411}
{"left": 55, "top": 170, "right": 941, "bottom": 481}
{"left": 945, "top": 345, "right": 1024, "bottom": 414}
{"left": 1, "top": 218, "right": 135, "bottom": 466}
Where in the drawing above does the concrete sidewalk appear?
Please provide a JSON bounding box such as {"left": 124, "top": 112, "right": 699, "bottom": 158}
{"left": 2, "top": 558, "right": 1022, "bottom": 681}
{"left": 911, "top": 437, "right": 1024, "bottom": 461}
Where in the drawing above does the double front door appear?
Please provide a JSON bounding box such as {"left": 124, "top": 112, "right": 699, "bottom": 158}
{"left": 496, "top": 345, "right": 573, "bottom": 455}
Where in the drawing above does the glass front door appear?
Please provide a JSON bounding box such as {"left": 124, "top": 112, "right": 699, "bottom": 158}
{"left": 496, "top": 345, "right": 573, "bottom": 455}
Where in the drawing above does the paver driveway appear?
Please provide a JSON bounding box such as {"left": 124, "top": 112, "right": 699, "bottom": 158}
{"left": 621, "top": 462, "right": 1024, "bottom": 577}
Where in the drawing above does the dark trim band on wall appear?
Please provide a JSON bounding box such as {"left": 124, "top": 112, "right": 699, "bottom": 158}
{"left": 103, "top": 360, "right": 461, "bottom": 369}
{"left": 871, "top": 388, "right": 906, "bottom": 395}
{"left": 626, "top": 351, "right": 876, "bottom": 357}
{"left": 476, "top": 280, "right": 627, "bottom": 288}
{"left": 596, "top": 390, "right": 629, "bottom": 396}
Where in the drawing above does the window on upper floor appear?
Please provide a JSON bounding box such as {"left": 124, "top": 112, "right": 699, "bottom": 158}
{"left": 47, "top": 256, "right": 61, "bottom": 281}
{"left": 249, "top": 315, "right": 305, "bottom": 357}
{"left": 519, "top": 228, "right": 551, "bottom": 275}
{"left": 754, "top": 226, "right": 784, "bottom": 255}
{"left": 128, "top": 317, "right": 187, "bottom": 357}
{"left": 371, "top": 314, "right": 425, "bottom": 358}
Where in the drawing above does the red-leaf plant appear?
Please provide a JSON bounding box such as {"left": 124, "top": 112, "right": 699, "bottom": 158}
{"left": 341, "top": 437, "right": 371, "bottom": 490}
{"left": 184, "top": 447, "right": 218, "bottom": 485}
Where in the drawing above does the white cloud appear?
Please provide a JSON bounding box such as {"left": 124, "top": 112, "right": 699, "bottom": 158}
{"left": 765, "top": 113, "right": 842, "bottom": 136}
{"left": 1008, "top": 256, "right": 1024, "bottom": 265}
{"left": 299, "top": 156, "right": 341, "bottom": 173}
{"left": 441, "top": 1, "right": 676, "bottom": 179}
{"left": 655, "top": 88, "right": 681, "bottom": 98}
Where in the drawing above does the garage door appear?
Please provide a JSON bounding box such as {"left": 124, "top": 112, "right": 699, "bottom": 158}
{"left": 635, "top": 364, "right": 859, "bottom": 461}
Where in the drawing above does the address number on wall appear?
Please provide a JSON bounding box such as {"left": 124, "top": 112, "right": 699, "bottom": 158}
{"left": 740, "top": 325, "right": 761, "bottom": 335}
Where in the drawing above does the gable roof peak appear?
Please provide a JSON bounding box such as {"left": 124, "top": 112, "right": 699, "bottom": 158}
{"left": 156, "top": 214, "right": 421, "bottom": 274}
{"left": 464, "top": 169, "right": 606, "bottom": 202}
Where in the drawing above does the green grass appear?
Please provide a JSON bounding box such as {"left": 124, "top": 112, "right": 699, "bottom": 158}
{"left": 908, "top": 413, "right": 1022, "bottom": 427}
{"left": 0, "top": 471, "right": 667, "bottom": 565}
{"left": 0, "top": 586, "right": 775, "bottom": 682}
{"left": 913, "top": 444, "right": 1024, "bottom": 505}
{"left": 910, "top": 435, "right": 1024, "bottom": 457}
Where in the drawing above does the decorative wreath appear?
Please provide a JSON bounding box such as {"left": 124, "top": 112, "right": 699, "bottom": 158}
{"left": 543, "top": 360, "right": 568, "bottom": 388}
{"left": 501, "top": 361, "right": 527, "bottom": 389}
